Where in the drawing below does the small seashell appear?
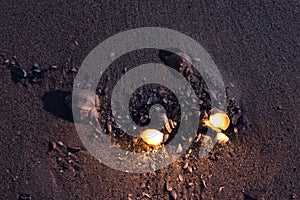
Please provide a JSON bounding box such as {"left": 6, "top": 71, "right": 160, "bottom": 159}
{"left": 215, "top": 132, "right": 229, "bottom": 144}
{"left": 208, "top": 108, "right": 230, "bottom": 131}
{"left": 175, "top": 144, "right": 183, "bottom": 154}
{"left": 140, "top": 129, "right": 164, "bottom": 146}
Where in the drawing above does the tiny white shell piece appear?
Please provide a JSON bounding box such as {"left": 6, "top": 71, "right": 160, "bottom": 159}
{"left": 140, "top": 129, "right": 164, "bottom": 146}
{"left": 215, "top": 132, "right": 229, "bottom": 144}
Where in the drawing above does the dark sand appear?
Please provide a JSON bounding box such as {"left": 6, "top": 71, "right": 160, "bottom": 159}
{"left": 0, "top": 0, "right": 299, "bottom": 199}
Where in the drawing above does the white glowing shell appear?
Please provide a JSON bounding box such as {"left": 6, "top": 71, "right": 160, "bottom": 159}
{"left": 209, "top": 113, "right": 230, "bottom": 130}
{"left": 215, "top": 132, "right": 229, "bottom": 144}
{"left": 140, "top": 129, "right": 164, "bottom": 146}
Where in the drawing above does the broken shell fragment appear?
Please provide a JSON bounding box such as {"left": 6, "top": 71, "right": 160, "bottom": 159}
{"left": 165, "top": 122, "right": 173, "bottom": 134}
{"left": 215, "top": 132, "right": 229, "bottom": 144}
{"left": 163, "top": 115, "right": 177, "bottom": 134}
{"left": 140, "top": 129, "right": 164, "bottom": 146}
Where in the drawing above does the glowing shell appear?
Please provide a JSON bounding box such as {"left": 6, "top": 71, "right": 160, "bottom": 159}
{"left": 140, "top": 129, "right": 164, "bottom": 146}
{"left": 215, "top": 132, "right": 229, "bottom": 144}
{"left": 209, "top": 113, "right": 230, "bottom": 131}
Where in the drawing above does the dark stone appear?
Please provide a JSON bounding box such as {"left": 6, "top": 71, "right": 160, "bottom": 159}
{"left": 244, "top": 190, "right": 267, "bottom": 200}
{"left": 67, "top": 146, "right": 81, "bottom": 153}
{"left": 18, "top": 193, "right": 31, "bottom": 200}
{"left": 10, "top": 67, "right": 27, "bottom": 83}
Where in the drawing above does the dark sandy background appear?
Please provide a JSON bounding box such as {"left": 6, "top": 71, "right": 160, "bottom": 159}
{"left": 0, "top": 0, "right": 299, "bottom": 199}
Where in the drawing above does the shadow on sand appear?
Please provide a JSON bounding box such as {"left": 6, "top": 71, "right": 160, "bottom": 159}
{"left": 42, "top": 90, "right": 73, "bottom": 122}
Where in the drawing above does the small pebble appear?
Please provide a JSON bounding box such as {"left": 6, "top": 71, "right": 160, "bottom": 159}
{"left": 33, "top": 68, "right": 42, "bottom": 73}
{"left": 67, "top": 146, "right": 81, "bottom": 153}
{"left": 70, "top": 67, "right": 77, "bottom": 72}
{"left": 123, "top": 66, "right": 128, "bottom": 73}
{"left": 170, "top": 190, "right": 177, "bottom": 200}
{"left": 109, "top": 52, "right": 116, "bottom": 58}
{"left": 18, "top": 193, "right": 31, "bottom": 200}
{"left": 140, "top": 182, "right": 146, "bottom": 188}
{"left": 165, "top": 181, "right": 172, "bottom": 191}
{"left": 193, "top": 57, "right": 201, "bottom": 62}
{"left": 30, "top": 77, "right": 40, "bottom": 83}
{"left": 234, "top": 127, "right": 238, "bottom": 134}
{"left": 142, "top": 192, "right": 151, "bottom": 198}
{"left": 12, "top": 67, "right": 27, "bottom": 77}
{"left": 183, "top": 162, "right": 189, "bottom": 169}
{"left": 107, "top": 122, "right": 112, "bottom": 133}
{"left": 244, "top": 190, "right": 266, "bottom": 200}
{"left": 187, "top": 182, "right": 194, "bottom": 188}
{"left": 194, "top": 134, "right": 202, "bottom": 143}
{"left": 32, "top": 63, "right": 39, "bottom": 68}
{"left": 49, "top": 141, "right": 57, "bottom": 151}
{"left": 57, "top": 141, "right": 64, "bottom": 146}
{"left": 50, "top": 65, "right": 58, "bottom": 70}
{"left": 218, "top": 186, "right": 224, "bottom": 192}
{"left": 187, "top": 166, "right": 193, "bottom": 173}
{"left": 175, "top": 144, "right": 183, "bottom": 154}
{"left": 178, "top": 174, "right": 183, "bottom": 182}
{"left": 200, "top": 175, "right": 207, "bottom": 189}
